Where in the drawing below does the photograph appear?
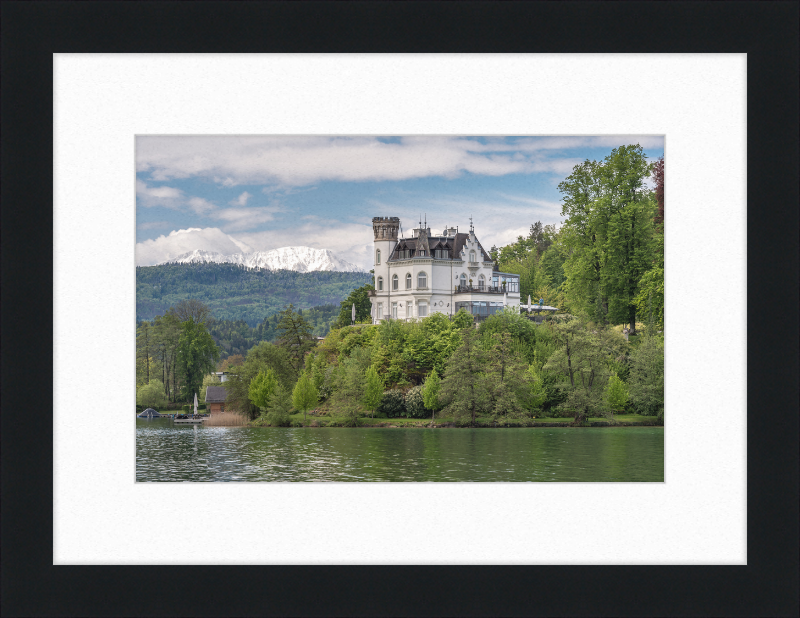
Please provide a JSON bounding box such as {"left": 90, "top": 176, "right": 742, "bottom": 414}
{"left": 135, "top": 135, "right": 666, "bottom": 482}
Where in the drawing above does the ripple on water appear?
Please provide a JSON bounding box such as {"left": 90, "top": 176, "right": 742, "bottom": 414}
{"left": 136, "top": 421, "right": 664, "bottom": 482}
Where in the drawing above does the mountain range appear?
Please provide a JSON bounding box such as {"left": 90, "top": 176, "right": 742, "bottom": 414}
{"left": 158, "top": 246, "right": 364, "bottom": 273}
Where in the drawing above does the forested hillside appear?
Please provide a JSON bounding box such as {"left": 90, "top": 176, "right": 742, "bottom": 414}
{"left": 136, "top": 262, "right": 372, "bottom": 325}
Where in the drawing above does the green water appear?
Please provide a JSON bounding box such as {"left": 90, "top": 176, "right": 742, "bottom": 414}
{"left": 136, "top": 419, "right": 663, "bottom": 482}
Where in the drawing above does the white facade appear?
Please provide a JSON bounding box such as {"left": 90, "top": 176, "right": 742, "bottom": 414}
{"left": 369, "top": 217, "right": 520, "bottom": 323}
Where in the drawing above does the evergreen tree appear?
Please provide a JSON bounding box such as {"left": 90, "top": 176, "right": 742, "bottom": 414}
{"left": 276, "top": 304, "right": 316, "bottom": 378}
{"left": 335, "top": 283, "right": 375, "bottom": 327}
{"left": 485, "top": 332, "right": 528, "bottom": 421}
{"left": 439, "top": 329, "right": 490, "bottom": 425}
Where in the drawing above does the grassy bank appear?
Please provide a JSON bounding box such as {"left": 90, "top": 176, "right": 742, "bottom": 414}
{"left": 241, "top": 412, "right": 660, "bottom": 428}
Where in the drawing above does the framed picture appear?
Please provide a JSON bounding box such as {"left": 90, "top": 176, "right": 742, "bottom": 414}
{"left": 3, "top": 2, "right": 796, "bottom": 616}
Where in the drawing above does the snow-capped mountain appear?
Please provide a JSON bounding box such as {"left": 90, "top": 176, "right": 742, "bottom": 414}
{"left": 159, "top": 247, "right": 364, "bottom": 273}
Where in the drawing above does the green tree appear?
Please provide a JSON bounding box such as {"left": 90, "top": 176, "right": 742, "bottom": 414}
{"left": 543, "top": 319, "right": 626, "bottom": 423}
{"left": 361, "top": 365, "right": 384, "bottom": 419}
{"left": 421, "top": 368, "right": 442, "bottom": 423}
{"left": 265, "top": 384, "right": 293, "bottom": 427}
{"left": 136, "top": 320, "right": 156, "bottom": 386}
{"left": 249, "top": 368, "right": 278, "bottom": 411}
{"left": 276, "top": 304, "right": 316, "bottom": 378}
{"left": 522, "top": 364, "right": 548, "bottom": 416}
{"left": 152, "top": 312, "right": 182, "bottom": 402}
{"left": 136, "top": 379, "right": 168, "bottom": 409}
{"left": 176, "top": 318, "right": 220, "bottom": 402}
{"left": 169, "top": 298, "right": 212, "bottom": 324}
{"left": 292, "top": 370, "right": 318, "bottom": 423}
{"left": 559, "top": 145, "right": 656, "bottom": 330}
{"left": 439, "top": 329, "right": 490, "bottom": 425}
{"left": 628, "top": 334, "right": 664, "bottom": 419}
{"left": 225, "top": 342, "right": 295, "bottom": 419}
{"left": 604, "top": 372, "right": 629, "bottom": 416}
{"left": 335, "top": 283, "right": 375, "bottom": 327}
{"left": 332, "top": 347, "right": 370, "bottom": 426}
{"left": 485, "top": 332, "right": 528, "bottom": 422}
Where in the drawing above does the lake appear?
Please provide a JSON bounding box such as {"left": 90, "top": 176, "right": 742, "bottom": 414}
{"left": 136, "top": 419, "right": 664, "bottom": 482}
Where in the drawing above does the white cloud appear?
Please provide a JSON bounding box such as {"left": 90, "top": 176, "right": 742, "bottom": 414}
{"left": 230, "top": 191, "right": 252, "bottom": 206}
{"left": 210, "top": 207, "right": 278, "bottom": 232}
{"left": 136, "top": 136, "right": 662, "bottom": 188}
{"left": 187, "top": 197, "right": 216, "bottom": 215}
{"left": 135, "top": 227, "right": 252, "bottom": 266}
{"left": 136, "top": 179, "right": 184, "bottom": 208}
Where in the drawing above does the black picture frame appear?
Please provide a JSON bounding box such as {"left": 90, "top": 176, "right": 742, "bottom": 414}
{"left": 2, "top": 2, "right": 797, "bottom": 616}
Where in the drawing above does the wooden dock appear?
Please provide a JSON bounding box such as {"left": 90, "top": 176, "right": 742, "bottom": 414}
{"left": 173, "top": 418, "right": 206, "bottom": 424}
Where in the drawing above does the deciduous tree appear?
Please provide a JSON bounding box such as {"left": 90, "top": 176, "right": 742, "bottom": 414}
{"left": 421, "top": 368, "right": 442, "bottom": 423}
{"left": 176, "top": 318, "right": 220, "bottom": 402}
{"left": 292, "top": 370, "right": 319, "bottom": 423}
{"left": 249, "top": 368, "right": 278, "bottom": 411}
{"left": 361, "top": 366, "right": 384, "bottom": 419}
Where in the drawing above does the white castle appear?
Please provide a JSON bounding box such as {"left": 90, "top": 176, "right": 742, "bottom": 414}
{"left": 369, "top": 216, "right": 520, "bottom": 323}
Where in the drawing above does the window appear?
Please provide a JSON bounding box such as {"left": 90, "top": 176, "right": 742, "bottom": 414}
{"left": 406, "top": 301, "right": 413, "bottom": 317}
{"left": 470, "top": 250, "right": 476, "bottom": 262}
{"left": 418, "top": 303, "right": 428, "bottom": 317}
{"left": 377, "top": 277, "right": 383, "bottom": 291}
{"left": 417, "top": 272, "right": 427, "bottom": 288}
{"left": 478, "top": 274, "right": 485, "bottom": 290}
{"left": 392, "top": 302, "right": 398, "bottom": 319}
{"left": 406, "top": 273, "right": 412, "bottom": 289}
{"left": 460, "top": 273, "right": 467, "bottom": 288}
{"left": 377, "top": 302, "right": 383, "bottom": 318}
{"left": 392, "top": 274, "right": 398, "bottom": 290}
{"left": 376, "top": 249, "right": 381, "bottom": 265}
{"left": 418, "top": 249, "right": 426, "bottom": 257}
{"left": 435, "top": 249, "right": 449, "bottom": 259}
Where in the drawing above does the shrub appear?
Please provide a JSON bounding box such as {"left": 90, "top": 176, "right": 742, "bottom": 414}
{"left": 404, "top": 385, "right": 429, "bottom": 418}
{"left": 290, "top": 419, "right": 304, "bottom": 428}
{"left": 377, "top": 389, "right": 406, "bottom": 418}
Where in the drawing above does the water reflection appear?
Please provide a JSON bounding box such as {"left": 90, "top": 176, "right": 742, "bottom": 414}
{"left": 136, "top": 419, "right": 664, "bottom": 482}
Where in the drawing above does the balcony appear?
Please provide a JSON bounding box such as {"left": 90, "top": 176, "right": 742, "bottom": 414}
{"left": 454, "top": 285, "right": 503, "bottom": 295}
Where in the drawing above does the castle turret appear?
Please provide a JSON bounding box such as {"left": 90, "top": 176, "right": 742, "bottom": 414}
{"left": 372, "top": 217, "right": 400, "bottom": 311}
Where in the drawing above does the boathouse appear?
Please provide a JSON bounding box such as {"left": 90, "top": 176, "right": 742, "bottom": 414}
{"left": 204, "top": 385, "right": 229, "bottom": 414}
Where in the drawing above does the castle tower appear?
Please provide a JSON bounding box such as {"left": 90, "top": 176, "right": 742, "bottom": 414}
{"left": 372, "top": 217, "right": 399, "bottom": 270}
{"left": 371, "top": 217, "right": 399, "bottom": 318}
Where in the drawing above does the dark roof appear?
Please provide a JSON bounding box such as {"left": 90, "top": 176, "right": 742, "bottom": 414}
{"left": 389, "top": 232, "right": 490, "bottom": 262}
{"left": 205, "top": 385, "right": 228, "bottom": 403}
{"left": 137, "top": 408, "right": 161, "bottom": 418}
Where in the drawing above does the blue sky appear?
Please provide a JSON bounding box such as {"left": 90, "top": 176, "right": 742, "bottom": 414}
{"left": 135, "top": 136, "right": 664, "bottom": 269}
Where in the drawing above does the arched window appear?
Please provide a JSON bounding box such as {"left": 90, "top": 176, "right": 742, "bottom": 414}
{"left": 470, "top": 250, "right": 476, "bottom": 262}
{"left": 417, "top": 272, "right": 427, "bottom": 289}
{"left": 392, "top": 274, "right": 398, "bottom": 290}
{"left": 406, "top": 273, "right": 412, "bottom": 289}
{"left": 460, "top": 273, "right": 467, "bottom": 289}
{"left": 376, "top": 249, "right": 381, "bottom": 265}
{"left": 377, "top": 277, "right": 383, "bottom": 291}
{"left": 478, "top": 274, "right": 485, "bottom": 290}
